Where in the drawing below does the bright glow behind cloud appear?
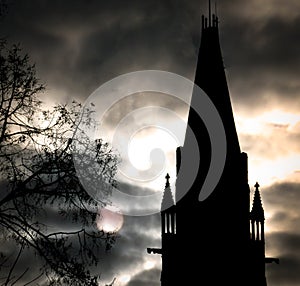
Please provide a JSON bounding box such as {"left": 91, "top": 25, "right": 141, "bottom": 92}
{"left": 236, "top": 109, "right": 300, "bottom": 186}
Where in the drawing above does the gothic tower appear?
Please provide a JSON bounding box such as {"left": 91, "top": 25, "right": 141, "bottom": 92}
{"left": 147, "top": 1, "right": 279, "bottom": 285}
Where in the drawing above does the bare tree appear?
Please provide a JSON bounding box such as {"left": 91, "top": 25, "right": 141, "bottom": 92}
{"left": 0, "top": 41, "right": 118, "bottom": 285}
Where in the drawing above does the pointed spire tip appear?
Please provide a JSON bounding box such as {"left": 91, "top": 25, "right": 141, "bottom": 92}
{"left": 165, "top": 173, "right": 170, "bottom": 188}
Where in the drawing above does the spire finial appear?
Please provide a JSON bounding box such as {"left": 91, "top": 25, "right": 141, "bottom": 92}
{"left": 209, "top": 0, "right": 211, "bottom": 27}
{"left": 165, "top": 173, "right": 170, "bottom": 188}
{"left": 254, "top": 182, "right": 260, "bottom": 190}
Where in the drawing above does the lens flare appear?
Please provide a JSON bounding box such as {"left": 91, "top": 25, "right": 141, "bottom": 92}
{"left": 96, "top": 207, "right": 124, "bottom": 233}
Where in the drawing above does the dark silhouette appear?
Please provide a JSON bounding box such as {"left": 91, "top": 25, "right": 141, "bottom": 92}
{"left": 0, "top": 41, "right": 118, "bottom": 285}
{"left": 148, "top": 3, "right": 279, "bottom": 285}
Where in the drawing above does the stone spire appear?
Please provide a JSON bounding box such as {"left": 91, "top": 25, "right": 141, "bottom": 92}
{"left": 250, "top": 182, "right": 265, "bottom": 221}
{"left": 161, "top": 173, "right": 175, "bottom": 211}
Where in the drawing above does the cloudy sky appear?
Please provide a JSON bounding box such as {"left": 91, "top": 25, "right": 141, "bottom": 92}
{"left": 1, "top": 0, "right": 300, "bottom": 285}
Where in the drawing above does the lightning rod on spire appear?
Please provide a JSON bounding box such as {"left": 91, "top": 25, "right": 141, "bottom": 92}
{"left": 209, "top": 0, "right": 211, "bottom": 27}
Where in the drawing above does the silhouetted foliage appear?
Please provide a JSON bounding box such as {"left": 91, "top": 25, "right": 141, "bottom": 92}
{"left": 0, "top": 41, "right": 118, "bottom": 285}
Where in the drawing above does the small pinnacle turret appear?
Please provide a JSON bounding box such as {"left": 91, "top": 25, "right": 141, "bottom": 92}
{"left": 250, "top": 182, "right": 265, "bottom": 221}
{"left": 161, "top": 173, "right": 175, "bottom": 211}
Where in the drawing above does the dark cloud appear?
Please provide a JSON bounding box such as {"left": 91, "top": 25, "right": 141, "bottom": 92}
{"left": 268, "top": 232, "right": 300, "bottom": 255}
{"left": 266, "top": 232, "right": 300, "bottom": 286}
{"left": 263, "top": 182, "right": 300, "bottom": 215}
{"left": 267, "top": 255, "right": 300, "bottom": 286}
{"left": 93, "top": 213, "right": 161, "bottom": 284}
{"left": 2, "top": 0, "right": 300, "bottom": 113}
{"left": 219, "top": 1, "right": 300, "bottom": 113}
{"left": 261, "top": 182, "right": 300, "bottom": 285}
{"left": 260, "top": 182, "right": 300, "bottom": 250}
{"left": 0, "top": 0, "right": 202, "bottom": 104}
{"left": 1, "top": 0, "right": 299, "bottom": 118}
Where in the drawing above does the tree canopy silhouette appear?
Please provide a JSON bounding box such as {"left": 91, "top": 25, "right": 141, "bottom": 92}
{"left": 0, "top": 41, "right": 118, "bottom": 285}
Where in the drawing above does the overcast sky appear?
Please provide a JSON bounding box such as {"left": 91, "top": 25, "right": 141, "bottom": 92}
{"left": 1, "top": 0, "right": 300, "bottom": 285}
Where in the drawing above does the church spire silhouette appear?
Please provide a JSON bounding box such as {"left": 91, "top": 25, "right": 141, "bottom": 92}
{"left": 147, "top": 2, "right": 278, "bottom": 285}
